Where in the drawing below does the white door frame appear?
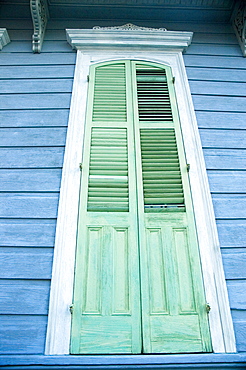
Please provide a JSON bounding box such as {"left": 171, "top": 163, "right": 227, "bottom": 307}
{"left": 45, "top": 28, "right": 236, "bottom": 355}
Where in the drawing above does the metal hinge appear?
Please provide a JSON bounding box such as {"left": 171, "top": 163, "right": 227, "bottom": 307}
{"left": 69, "top": 304, "right": 74, "bottom": 314}
{"left": 172, "top": 76, "right": 175, "bottom": 83}
{"left": 87, "top": 75, "right": 89, "bottom": 82}
{"left": 186, "top": 164, "right": 190, "bottom": 172}
{"left": 206, "top": 303, "right": 211, "bottom": 313}
{"left": 79, "top": 163, "right": 83, "bottom": 171}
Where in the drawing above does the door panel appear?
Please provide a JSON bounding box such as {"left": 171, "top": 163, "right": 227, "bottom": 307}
{"left": 70, "top": 61, "right": 142, "bottom": 354}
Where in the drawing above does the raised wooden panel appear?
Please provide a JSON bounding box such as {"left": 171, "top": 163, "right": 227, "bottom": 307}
{"left": 0, "top": 247, "right": 53, "bottom": 279}
{"left": 0, "top": 220, "right": 56, "bottom": 247}
{"left": 1, "top": 110, "right": 69, "bottom": 127}
{"left": 146, "top": 228, "right": 168, "bottom": 315}
{"left": 0, "top": 280, "right": 50, "bottom": 315}
{"left": 149, "top": 315, "right": 203, "bottom": 353}
{"left": 0, "top": 148, "right": 65, "bottom": 168}
{"left": 0, "top": 128, "right": 67, "bottom": 147}
{"left": 173, "top": 228, "right": 196, "bottom": 313}
{"left": 83, "top": 227, "right": 102, "bottom": 315}
{"left": 72, "top": 224, "right": 141, "bottom": 354}
{"left": 0, "top": 315, "right": 47, "bottom": 354}
{"left": 112, "top": 228, "right": 130, "bottom": 314}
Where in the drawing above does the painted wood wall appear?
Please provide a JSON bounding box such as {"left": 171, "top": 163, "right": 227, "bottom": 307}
{"left": 0, "top": 18, "right": 245, "bottom": 355}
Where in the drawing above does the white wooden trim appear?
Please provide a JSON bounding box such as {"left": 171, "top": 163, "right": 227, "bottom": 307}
{"left": 66, "top": 29, "right": 193, "bottom": 53}
{"left": 45, "top": 32, "right": 236, "bottom": 355}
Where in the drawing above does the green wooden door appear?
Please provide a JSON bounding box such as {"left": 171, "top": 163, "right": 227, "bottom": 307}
{"left": 70, "top": 61, "right": 212, "bottom": 354}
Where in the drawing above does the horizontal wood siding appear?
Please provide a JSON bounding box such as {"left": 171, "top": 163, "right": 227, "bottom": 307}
{"left": 0, "top": 19, "right": 74, "bottom": 355}
{"left": 0, "top": 18, "right": 245, "bottom": 356}
{"left": 184, "top": 25, "right": 246, "bottom": 353}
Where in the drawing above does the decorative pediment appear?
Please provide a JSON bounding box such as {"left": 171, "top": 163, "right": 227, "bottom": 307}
{"left": 30, "top": 0, "right": 49, "bottom": 53}
{"left": 0, "top": 29, "right": 10, "bottom": 51}
{"left": 232, "top": 0, "right": 246, "bottom": 57}
{"left": 93, "top": 23, "right": 167, "bottom": 31}
{"left": 66, "top": 25, "right": 193, "bottom": 53}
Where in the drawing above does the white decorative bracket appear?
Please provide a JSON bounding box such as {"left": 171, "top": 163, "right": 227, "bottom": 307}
{"left": 232, "top": 0, "right": 246, "bottom": 57}
{"left": 0, "top": 28, "right": 10, "bottom": 51}
{"left": 30, "top": 0, "right": 49, "bottom": 53}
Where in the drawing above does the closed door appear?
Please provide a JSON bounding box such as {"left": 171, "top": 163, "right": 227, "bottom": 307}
{"left": 70, "top": 60, "right": 212, "bottom": 354}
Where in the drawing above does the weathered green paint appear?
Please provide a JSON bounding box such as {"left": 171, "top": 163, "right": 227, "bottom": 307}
{"left": 70, "top": 60, "right": 212, "bottom": 354}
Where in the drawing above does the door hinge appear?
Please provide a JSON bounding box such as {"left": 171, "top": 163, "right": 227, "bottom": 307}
{"left": 172, "top": 76, "right": 175, "bottom": 83}
{"left": 206, "top": 303, "right": 211, "bottom": 313}
{"left": 79, "top": 163, "right": 83, "bottom": 171}
{"left": 87, "top": 75, "right": 89, "bottom": 82}
{"left": 186, "top": 164, "right": 190, "bottom": 172}
{"left": 69, "top": 304, "right": 74, "bottom": 314}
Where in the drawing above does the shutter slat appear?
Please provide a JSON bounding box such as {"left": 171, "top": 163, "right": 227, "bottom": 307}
{"left": 92, "top": 63, "right": 127, "bottom": 122}
{"left": 140, "top": 128, "right": 184, "bottom": 210}
{"left": 136, "top": 66, "right": 173, "bottom": 122}
{"left": 87, "top": 127, "right": 129, "bottom": 212}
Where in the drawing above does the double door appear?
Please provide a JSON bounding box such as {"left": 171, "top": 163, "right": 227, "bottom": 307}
{"left": 70, "top": 60, "right": 212, "bottom": 354}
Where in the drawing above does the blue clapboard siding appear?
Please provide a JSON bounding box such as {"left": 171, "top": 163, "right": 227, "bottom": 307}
{"left": 0, "top": 147, "right": 65, "bottom": 168}
{"left": 0, "top": 247, "right": 53, "bottom": 278}
{"left": 0, "top": 169, "right": 62, "bottom": 191}
{"left": 0, "top": 316, "right": 47, "bottom": 354}
{"left": 195, "top": 112, "right": 246, "bottom": 129}
{"left": 1, "top": 110, "right": 69, "bottom": 127}
{"left": 0, "top": 220, "right": 56, "bottom": 247}
{"left": 1, "top": 79, "right": 73, "bottom": 94}
{"left": 0, "top": 65, "right": 75, "bottom": 78}
{"left": 0, "top": 280, "right": 50, "bottom": 314}
{"left": 0, "top": 17, "right": 246, "bottom": 358}
{"left": 185, "top": 23, "right": 246, "bottom": 354}
{"left": 0, "top": 20, "right": 72, "bottom": 356}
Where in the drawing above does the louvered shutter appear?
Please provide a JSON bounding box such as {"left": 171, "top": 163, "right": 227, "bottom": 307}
{"left": 71, "top": 60, "right": 212, "bottom": 355}
{"left": 70, "top": 62, "right": 142, "bottom": 354}
{"left": 132, "top": 62, "right": 211, "bottom": 353}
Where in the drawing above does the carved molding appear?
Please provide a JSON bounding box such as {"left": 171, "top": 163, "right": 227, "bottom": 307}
{"left": 66, "top": 27, "right": 193, "bottom": 52}
{"left": 93, "top": 23, "right": 167, "bottom": 31}
{"left": 232, "top": 0, "right": 246, "bottom": 57}
{"left": 0, "top": 29, "right": 10, "bottom": 51}
{"left": 30, "top": 0, "right": 49, "bottom": 53}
